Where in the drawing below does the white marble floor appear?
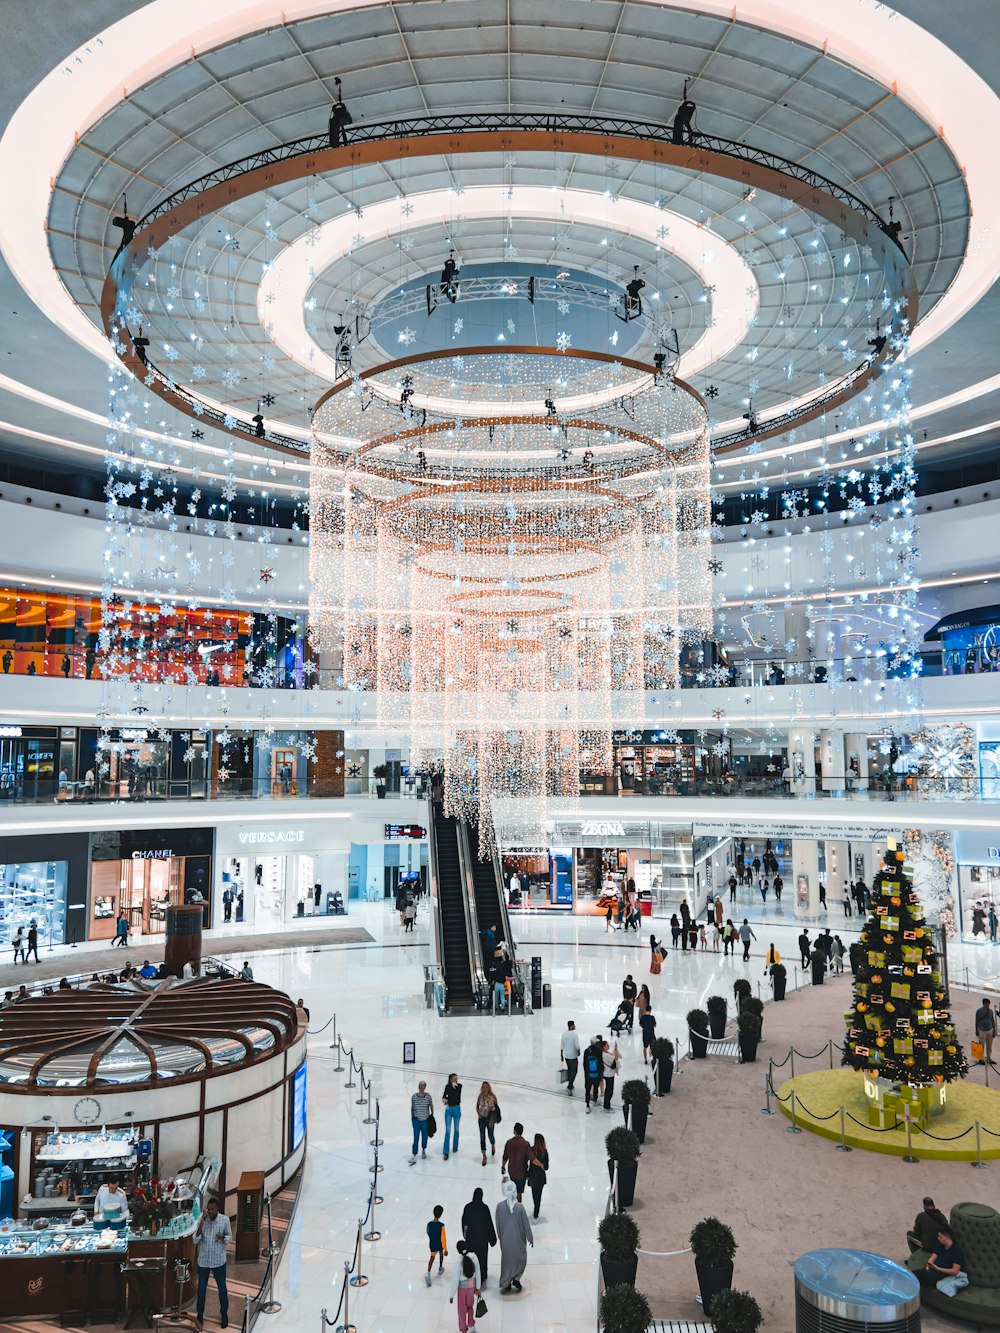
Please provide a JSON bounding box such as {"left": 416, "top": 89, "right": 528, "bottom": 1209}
{"left": 220, "top": 894, "right": 998, "bottom": 1333}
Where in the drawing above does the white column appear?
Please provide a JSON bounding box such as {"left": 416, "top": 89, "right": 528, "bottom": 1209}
{"left": 824, "top": 840, "right": 848, "bottom": 909}
{"left": 786, "top": 727, "right": 817, "bottom": 796}
{"left": 792, "top": 838, "right": 821, "bottom": 917}
{"left": 819, "top": 730, "right": 845, "bottom": 792}
{"left": 844, "top": 732, "right": 870, "bottom": 792}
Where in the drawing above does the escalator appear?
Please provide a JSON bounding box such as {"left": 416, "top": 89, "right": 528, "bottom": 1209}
{"left": 431, "top": 807, "right": 475, "bottom": 1009}
{"left": 466, "top": 820, "right": 514, "bottom": 971}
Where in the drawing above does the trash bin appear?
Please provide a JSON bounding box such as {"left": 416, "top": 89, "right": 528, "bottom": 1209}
{"left": 794, "top": 1248, "right": 920, "bottom": 1333}
{"left": 542, "top": 983, "right": 552, "bottom": 1008}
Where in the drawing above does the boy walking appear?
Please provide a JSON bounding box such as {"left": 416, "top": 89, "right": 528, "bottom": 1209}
{"left": 425, "top": 1204, "right": 447, "bottom": 1286}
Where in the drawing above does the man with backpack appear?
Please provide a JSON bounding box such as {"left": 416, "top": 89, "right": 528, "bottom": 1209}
{"left": 583, "top": 1036, "right": 603, "bottom": 1114}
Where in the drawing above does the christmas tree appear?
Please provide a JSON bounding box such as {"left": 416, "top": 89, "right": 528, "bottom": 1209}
{"left": 843, "top": 841, "right": 966, "bottom": 1086}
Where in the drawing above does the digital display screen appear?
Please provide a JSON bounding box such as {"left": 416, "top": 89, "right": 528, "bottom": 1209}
{"left": 291, "top": 1063, "right": 307, "bottom": 1150}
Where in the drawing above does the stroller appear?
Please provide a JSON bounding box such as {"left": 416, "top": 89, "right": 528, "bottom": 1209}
{"left": 608, "top": 1000, "right": 633, "bottom": 1034}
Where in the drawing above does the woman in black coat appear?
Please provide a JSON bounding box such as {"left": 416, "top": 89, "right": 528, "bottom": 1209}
{"left": 461, "top": 1186, "right": 497, "bottom": 1284}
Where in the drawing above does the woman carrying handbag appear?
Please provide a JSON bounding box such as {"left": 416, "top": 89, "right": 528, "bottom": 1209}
{"left": 477, "top": 1081, "right": 501, "bottom": 1166}
{"left": 527, "top": 1133, "right": 549, "bottom": 1221}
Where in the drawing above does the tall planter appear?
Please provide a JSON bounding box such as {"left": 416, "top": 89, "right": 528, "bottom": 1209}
{"left": 650, "top": 1038, "right": 675, "bottom": 1095}
{"left": 687, "top": 1008, "right": 709, "bottom": 1059}
{"left": 597, "top": 1213, "right": 640, "bottom": 1292}
{"left": 609, "top": 1157, "right": 638, "bottom": 1208}
{"left": 600, "top": 1252, "right": 638, "bottom": 1289}
{"left": 771, "top": 965, "right": 787, "bottom": 1001}
{"left": 624, "top": 1103, "right": 649, "bottom": 1143}
{"left": 707, "top": 996, "right": 728, "bottom": 1039}
{"left": 606, "top": 1128, "right": 641, "bottom": 1210}
{"left": 654, "top": 1059, "right": 673, "bottom": 1095}
{"left": 695, "top": 1259, "right": 735, "bottom": 1314}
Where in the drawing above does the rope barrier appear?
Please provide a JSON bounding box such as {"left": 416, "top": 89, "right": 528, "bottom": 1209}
{"left": 910, "top": 1123, "right": 975, "bottom": 1142}
{"left": 636, "top": 1246, "right": 693, "bottom": 1258}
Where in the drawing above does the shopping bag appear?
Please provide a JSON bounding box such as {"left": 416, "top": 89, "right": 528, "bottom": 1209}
{"left": 971, "top": 1040, "right": 985, "bottom": 1062}
{"left": 558, "top": 1067, "right": 569, "bottom": 1084}
{"left": 475, "top": 1297, "right": 488, "bottom": 1318}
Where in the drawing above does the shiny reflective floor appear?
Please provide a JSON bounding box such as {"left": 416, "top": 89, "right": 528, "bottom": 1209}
{"left": 239, "top": 898, "right": 998, "bottom": 1333}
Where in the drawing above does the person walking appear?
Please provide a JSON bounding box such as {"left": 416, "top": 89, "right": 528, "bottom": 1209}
{"left": 728, "top": 873, "right": 737, "bottom": 903}
{"left": 424, "top": 1204, "right": 448, "bottom": 1286}
{"left": 25, "top": 922, "right": 39, "bottom": 964}
{"left": 714, "top": 895, "right": 724, "bottom": 930}
{"left": 403, "top": 899, "right": 417, "bottom": 932}
{"left": 636, "top": 984, "right": 651, "bottom": 1020}
{"left": 476, "top": 1081, "right": 500, "bottom": 1165}
{"left": 560, "top": 1020, "right": 580, "bottom": 1096}
{"left": 989, "top": 902, "right": 998, "bottom": 942}
{"left": 495, "top": 1180, "right": 533, "bottom": 1294}
{"left": 114, "top": 912, "right": 129, "bottom": 947}
{"left": 832, "top": 934, "right": 846, "bottom": 975}
{"left": 722, "top": 919, "right": 735, "bottom": 956}
{"left": 602, "top": 1038, "right": 620, "bottom": 1110}
{"left": 409, "top": 1080, "right": 434, "bottom": 1164}
{"left": 818, "top": 881, "right": 827, "bottom": 911}
{"left": 11, "top": 927, "right": 24, "bottom": 965}
{"left": 194, "top": 1196, "right": 232, "bottom": 1329}
{"left": 798, "top": 928, "right": 811, "bottom": 969}
{"left": 450, "top": 1252, "right": 481, "bottom": 1330}
{"left": 773, "top": 873, "right": 783, "bottom": 902}
{"left": 501, "top": 1123, "right": 532, "bottom": 1202}
{"left": 739, "top": 918, "right": 756, "bottom": 961}
{"left": 583, "top": 1035, "right": 603, "bottom": 1114}
{"left": 604, "top": 900, "right": 614, "bottom": 933}
{"left": 764, "top": 943, "right": 779, "bottom": 975}
{"left": 461, "top": 1187, "right": 497, "bottom": 1286}
{"left": 442, "top": 1073, "right": 462, "bottom": 1160}
{"left": 974, "top": 997, "right": 997, "bottom": 1066}
{"left": 621, "top": 975, "right": 637, "bottom": 1030}
{"left": 639, "top": 1006, "right": 656, "bottom": 1064}
{"left": 649, "top": 933, "right": 662, "bottom": 974}
{"left": 527, "top": 1133, "right": 549, "bottom": 1220}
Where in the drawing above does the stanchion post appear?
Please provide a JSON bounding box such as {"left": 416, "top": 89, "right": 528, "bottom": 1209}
{"left": 972, "top": 1121, "right": 988, "bottom": 1170}
{"left": 902, "top": 1108, "right": 918, "bottom": 1164}
{"left": 787, "top": 1090, "right": 802, "bottom": 1133}
{"left": 836, "top": 1105, "right": 852, "bottom": 1152}
{"left": 333, "top": 1036, "right": 344, "bottom": 1072}
{"left": 828, "top": 1038, "right": 834, "bottom": 1070}
{"left": 259, "top": 1195, "right": 282, "bottom": 1315}
{"left": 761, "top": 1068, "right": 774, "bottom": 1115}
{"left": 350, "top": 1219, "right": 369, "bottom": 1287}
{"left": 363, "top": 1080, "right": 376, "bottom": 1124}
{"left": 364, "top": 1189, "right": 382, "bottom": 1242}
{"left": 371, "top": 1098, "right": 384, "bottom": 1148}
{"left": 345, "top": 1051, "right": 357, "bottom": 1089}
{"left": 336, "top": 1262, "right": 356, "bottom": 1333}
{"left": 790, "top": 1048, "right": 795, "bottom": 1080}
{"left": 369, "top": 1143, "right": 383, "bottom": 1176}
{"left": 355, "top": 1068, "right": 367, "bottom": 1105}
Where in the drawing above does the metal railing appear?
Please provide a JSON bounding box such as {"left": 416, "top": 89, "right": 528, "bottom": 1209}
{"left": 455, "top": 817, "right": 489, "bottom": 1007}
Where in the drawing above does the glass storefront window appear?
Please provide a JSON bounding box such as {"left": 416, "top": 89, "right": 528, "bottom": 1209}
{"left": 0, "top": 861, "right": 69, "bottom": 947}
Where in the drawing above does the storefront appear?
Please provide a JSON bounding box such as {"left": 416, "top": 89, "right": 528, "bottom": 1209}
{"left": 215, "top": 817, "right": 351, "bottom": 929}
{"left": 611, "top": 729, "right": 730, "bottom": 796}
{"left": 955, "top": 829, "right": 1000, "bottom": 942}
{"left": 89, "top": 827, "right": 215, "bottom": 941}
{"left": 0, "top": 975, "right": 305, "bottom": 1318}
{"left": 503, "top": 818, "right": 693, "bottom": 916}
{"left": 0, "top": 832, "right": 89, "bottom": 949}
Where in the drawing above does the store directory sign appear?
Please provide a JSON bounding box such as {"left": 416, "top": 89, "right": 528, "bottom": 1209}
{"left": 291, "top": 1064, "right": 307, "bottom": 1150}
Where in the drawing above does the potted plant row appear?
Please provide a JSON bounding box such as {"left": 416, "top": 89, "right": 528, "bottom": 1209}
{"left": 605, "top": 1127, "right": 641, "bottom": 1209}
{"left": 707, "top": 994, "right": 728, "bottom": 1039}
{"left": 689, "top": 1216, "right": 736, "bottom": 1314}
{"left": 737, "top": 1009, "right": 762, "bottom": 1063}
{"left": 770, "top": 961, "right": 787, "bottom": 1000}
{"left": 650, "top": 1036, "right": 674, "bottom": 1095}
{"left": 687, "top": 1007, "right": 709, "bottom": 1058}
{"left": 598, "top": 1211, "right": 640, "bottom": 1288}
{"left": 599, "top": 1283, "right": 652, "bottom": 1333}
{"left": 621, "top": 1079, "right": 651, "bottom": 1142}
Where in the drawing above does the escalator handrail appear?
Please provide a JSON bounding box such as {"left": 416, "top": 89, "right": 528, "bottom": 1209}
{"left": 456, "top": 819, "right": 489, "bottom": 997}
{"left": 425, "top": 796, "right": 445, "bottom": 985}
{"left": 491, "top": 838, "right": 518, "bottom": 966}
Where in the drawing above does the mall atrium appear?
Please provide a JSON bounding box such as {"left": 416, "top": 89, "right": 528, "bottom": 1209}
{"left": 0, "top": 2, "right": 997, "bottom": 1331}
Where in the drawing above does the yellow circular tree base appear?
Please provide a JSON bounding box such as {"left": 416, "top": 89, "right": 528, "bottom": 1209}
{"left": 776, "top": 1070, "right": 1000, "bottom": 1159}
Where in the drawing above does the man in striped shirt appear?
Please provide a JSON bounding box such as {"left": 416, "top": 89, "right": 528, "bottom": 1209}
{"left": 195, "top": 1197, "right": 233, "bottom": 1328}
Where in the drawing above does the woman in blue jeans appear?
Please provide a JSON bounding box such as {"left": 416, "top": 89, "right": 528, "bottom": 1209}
{"left": 476, "top": 1081, "right": 500, "bottom": 1166}
{"left": 409, "top": 1081, "right": 434, "bottom": 1165}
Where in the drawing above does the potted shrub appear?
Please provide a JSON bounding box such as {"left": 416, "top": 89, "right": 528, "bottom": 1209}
{"left": 707, "top": 994, "right": 728, "bottom": 1039}
{"left": 709, "top": 1288, "right": 762, "bottom": 1333}
{"left": 737, "top": 1009, "right": 762, "bottom": 1063}
{"left": 733, "top": 978, "right": 751, "bottom": 1013}
{"left": 770, "top": 961, "right": 787, "bottom": 1001}
{"left": 599, "top": 1283, "right": 652, "bottom": 1333}
{"left": 650, "top": 1036, "right": 674, "bottom": 1095}
{"left": 605, "top": 1126, "right": 641, "bottom": 1209}
{"left": 687, "top": 1008, "right": 709, "bottom": 1059}
{"left": 598, "top": 1212, "right": 640, "bottom": 1289}
{"left": 372, "top": 762, "right": 389, "bottom": 798}
{"left": 689, "top": 1216, "right": 736, "bottom": 1313}
{"left": 621, "top": 1079, "right": 651, "bottom": 1142}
